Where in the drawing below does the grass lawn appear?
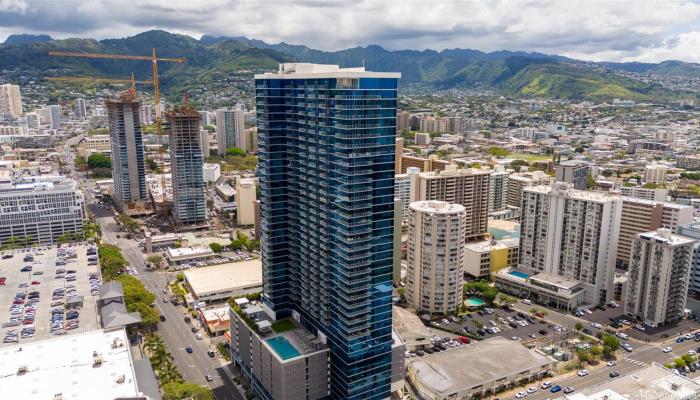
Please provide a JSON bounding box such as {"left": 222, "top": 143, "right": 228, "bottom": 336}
{"left": 510, "top": 153, "right": 553, "bottom": 161}
{"left": 271, "top": 319, "right": 296, "bottom": 333}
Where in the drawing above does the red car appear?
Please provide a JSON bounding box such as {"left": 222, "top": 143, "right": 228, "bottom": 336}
{"left": 30, "top": 280, "right": 40, "bottom": 285}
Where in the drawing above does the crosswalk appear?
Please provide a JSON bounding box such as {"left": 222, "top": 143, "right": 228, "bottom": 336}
{"left": 623, "top": 358, "right": 649, "bottom": 367}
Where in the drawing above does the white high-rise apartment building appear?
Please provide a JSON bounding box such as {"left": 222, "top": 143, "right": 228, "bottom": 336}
{"left": 395, "top": 166, "right": 420, "bottom": 219}
{"left": 519, "top": 182, "right": 622, "bottom": 305}
{"left": 489, "top": 165, "right": 509, "bottom": 213}
{"left": 677, "top": 222, "right": 700, "bottom": 295}
{"left": 25, "top": 112, "right": 39, "bottom": 129}
{"left": 48, "top": 105, "right": 61, "bottom": 129}
{"left": 406, "top": 201, "right": 465, "bottom": 315}
{"left": 215, "top": 106, "right": 245, "bottom": 155}
{"left": 410, "top": 165, "right": 491, "bottom": 241}
{"left": 0, "top": 84, "right": 22, "bottom": 116}
{"left": 506, "top": 171, "right": 552, "bottom": 208}
{"left": 0, "top": 176, "right": 85, "bottom": 245}
{"left": 75, "top": 98, "right": 87, "bottom": 121}
{"left": 625, "top": 229, "right": 695, "bottom": 327}
{"left": 617, "top": 197, "right": 693, "bottom": 267}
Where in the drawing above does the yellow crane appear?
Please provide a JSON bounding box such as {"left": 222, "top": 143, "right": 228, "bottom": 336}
{"left": 46, "top": 75, "right": 152, "bottom": 85}
{"left": 49, "top": 49, "right": 187, "bottom": 218}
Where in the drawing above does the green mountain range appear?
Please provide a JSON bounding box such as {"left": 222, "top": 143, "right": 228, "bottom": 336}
{"left": 1, "top": 30, "right": 697, "bottom": 101}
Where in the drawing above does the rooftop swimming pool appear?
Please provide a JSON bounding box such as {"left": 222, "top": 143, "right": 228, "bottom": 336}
{"left": 509, "top": 270, "right": 529, "bottom": 279}
{"left": 266, "top": 336, "right": 301, "bottom": 360}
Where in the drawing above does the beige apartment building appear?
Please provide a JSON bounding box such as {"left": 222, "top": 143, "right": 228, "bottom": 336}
{"left": 410, "top": 165, "right": 491, "bottom": 241}
{"left": 0, "top": 84, "right": 22, "bottom": 117}
{"left": 506, "top": 171, "right": 552, "bottom": 208}
{"left": 617, "top": 197, "right": 693, "bottom": 267}
{"left": 235, "top": 177, "right": 256, "bottom": 226}
{"left": 406, "top": 201, "right": 466, "bottom": 315}
{"left": 77, "top": 135, "right": 111, "bottom": 158}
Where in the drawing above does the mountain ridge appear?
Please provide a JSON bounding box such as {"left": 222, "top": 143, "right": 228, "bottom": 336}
{"left": 0, "top": 30, "right": 696, "bottom": 100}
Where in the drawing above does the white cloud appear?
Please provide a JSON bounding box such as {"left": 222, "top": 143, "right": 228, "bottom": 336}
{"left": 1, "top": 0, "right": 700, "bottom": 63}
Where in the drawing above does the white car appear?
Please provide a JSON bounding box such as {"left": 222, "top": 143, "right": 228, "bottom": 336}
{"left": 515, "top": 391, "right": 528, "bottom": 399}
{"left": 196, "top": 333, "right": 203, "bottom": 340}
{"left": 607, "top": 361, "right": 617, "bottom": 367}
{"left": 662, "top": 346, "right": 673, "bottom": 353}
{"left": 584, "top": 309, "right": 593, "bottom": 314}
{"left": 689, "top": 350, "right": 697, "bottom": 356}
{"left": 590, "top": 322, "right": 602, "bottom": 329}
{"left": 521, "top": 299, "right": 532, "bottom": 305}
{"left": 635, "top": 324, "right": 646, "bottom": 331}
{"left": 541, "top": 382, "right": 552, "bottom": 389}
{"left": 578, "top": 369, "right": 589, "bottom": 377}
{"left": 527, "top": 387, "right": 538, "bottom": 394}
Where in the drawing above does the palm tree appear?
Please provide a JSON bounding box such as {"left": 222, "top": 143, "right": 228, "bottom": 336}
{"left": 158, "top": 360, "right": 182, "bottom": 384}
{"left": 529, "top": 307, "right": 538, "bottom": 317}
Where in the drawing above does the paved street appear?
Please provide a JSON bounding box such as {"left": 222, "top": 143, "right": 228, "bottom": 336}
{"left": 73, "top": 161, "right": 243, "bottom": 400}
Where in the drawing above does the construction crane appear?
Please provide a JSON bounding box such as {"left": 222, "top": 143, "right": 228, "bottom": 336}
{"left": 46, "top": 75, "right": 152, "bottom": 86}
{"left": 49, "top": 49, "right": 186, "bottom": 219}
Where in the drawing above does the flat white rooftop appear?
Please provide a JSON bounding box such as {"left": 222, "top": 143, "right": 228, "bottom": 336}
{"left": 0, "top": 328, "right": 142, "bottom": 400}
{"left": 255, "top": 63, "right": 401, "bottom": 79}
{"left": 184, "top": 259, "right": 262, "bottom": 297}
{"left": 166, "top": 246, "right": 214, "bottom": 259}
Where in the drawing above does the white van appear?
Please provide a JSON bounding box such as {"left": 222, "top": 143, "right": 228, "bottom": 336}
{"left": 616, "top": 332, "right": 629, "bottom": 340}
{"left": 521, "top": 299, "right": 532, "bottom": 305}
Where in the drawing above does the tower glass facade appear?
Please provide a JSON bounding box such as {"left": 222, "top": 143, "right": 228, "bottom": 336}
{"left": 256, "top": 64, "right": 399, "bottom": 400}
{"left": 106, "top": 95, "right": 147, "bottom": 210}
{"left": 168, "top": 105, "right": 207, "bottom": 228}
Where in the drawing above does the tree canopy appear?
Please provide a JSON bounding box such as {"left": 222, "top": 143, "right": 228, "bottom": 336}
{"left": 225, "top": 147, "right": 246, "bottom": 156}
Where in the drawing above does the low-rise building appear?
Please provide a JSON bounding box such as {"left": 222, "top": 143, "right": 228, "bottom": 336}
{"left": 165, "top": 246, "right": 215, "bottom": 265}
{"left": 202, "top": 163, "right": 221, "bottom": 183}
{"left": 464, "top": 238, "right": 519, "bottom": 280}
{"left": 184, "top": 260, "right": 262, "bottom": 303}
{"left": 197, "top": 304, "right": 231, "bottom": 336}
{"left": 406, "top": 336, "right": 554, "bottom": 400}
{"left": 0, "top": 328, "right": 160, "bottom": 400}
{"left": 494, "top": 268, "right": 586, "bottom": 311}
{"left": 77, "top": 134, "right": 111, "bottom": 158}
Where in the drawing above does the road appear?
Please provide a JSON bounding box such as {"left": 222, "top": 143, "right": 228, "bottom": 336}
{"left": 521, "top": 335, "right": 700, "bottom": 400}
{"left": 70, "top": 153, "right": 243, "bottom": 400}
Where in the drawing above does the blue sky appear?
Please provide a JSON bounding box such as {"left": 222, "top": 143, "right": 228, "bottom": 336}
{"left": 1, "top": 0, "right": 700, "bottom": 63}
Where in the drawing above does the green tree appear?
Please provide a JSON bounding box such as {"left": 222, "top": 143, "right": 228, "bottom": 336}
{"left": 225, "top": 147, "right": 246, "bottom": 156}
{"left": 602, "top": 334, "right": 620, "bottom": 353}
{"left": 209, "top": 242, "right": 223, "bottom": 253}
{"left": 487, "top": 146, "right": 509, "bottom": 158}
{"left": 682, "top": 354, "right": 695, "bottom": 365}
{"left": 145, "top": 158, "right": 160, "bottom": 173}
{"left": 675, "top": 358, "right": 687, "bottom": 368}
{"left": 74, "top": 155, "right": 87, "bottom": 170}
{"left": 576, "top": 349, "right": 590, "bottom": 367}
{"left": 510, "top": 159, "right": 529, "bottom": 170}
{"left": 87, "top": 153, "right": 112, "bottom": 169}
{"left": 146, "top": 255, "right": 163, "bottom": 267}
{"left": 587, "top": 174, "right": 596, "bottom": 189}
{"left": 529, "top": 307, "right": 538, "bottom": 317}
{"left": 118, "top": 213, "right": 140, "bottom": 233}
{"left": 601, "top": 169, "right": 614, "bottom": 177}
{"left": 162, "top": 382, "right": 213, "bottom": 400}
{"left": 575, "top": 322, "right": 583, "bottom": 332}
{"left": 498, "top": 294, "right": 516, "bottom": 307}
{"left": 589, "top": 346, "right": 603, "bottom": 361}
{"left": 472, "top": 319, "right": 484, "bottom": 329}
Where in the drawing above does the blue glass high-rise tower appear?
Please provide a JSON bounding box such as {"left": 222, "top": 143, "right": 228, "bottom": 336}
{"left": 256, "top": 63, "right": 400, "bottom": 400}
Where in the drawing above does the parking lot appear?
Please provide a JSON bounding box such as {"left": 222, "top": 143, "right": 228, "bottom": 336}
{"left": 0, "top": 244, "right": 101, "bottom": 346}
{"left": 435, "top": 306, "right": 560, "bottom": 343}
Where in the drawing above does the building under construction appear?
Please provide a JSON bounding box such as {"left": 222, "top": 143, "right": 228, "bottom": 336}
{"left": 168, "top": 104, "right": 207, "bottom": 230}
{"left": 106, "top": 92, "right": 149, "bottom": 214}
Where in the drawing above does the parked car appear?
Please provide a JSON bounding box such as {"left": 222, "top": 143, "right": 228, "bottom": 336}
{"left": 550, "top": 386, "right": 562, "bottom": 393}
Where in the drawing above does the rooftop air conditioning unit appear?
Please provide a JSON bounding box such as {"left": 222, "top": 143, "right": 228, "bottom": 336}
{"left": 93, "top": 355, "right": 103, "bottom": 367}
{"left": 116, "top": 375, "right": 125, "bottom": 384}
{"left": 53, "top": 394, "right": 64, "bottom": 400}
{"left": 17, "top": 365, "right": 28, "bottom": 375}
